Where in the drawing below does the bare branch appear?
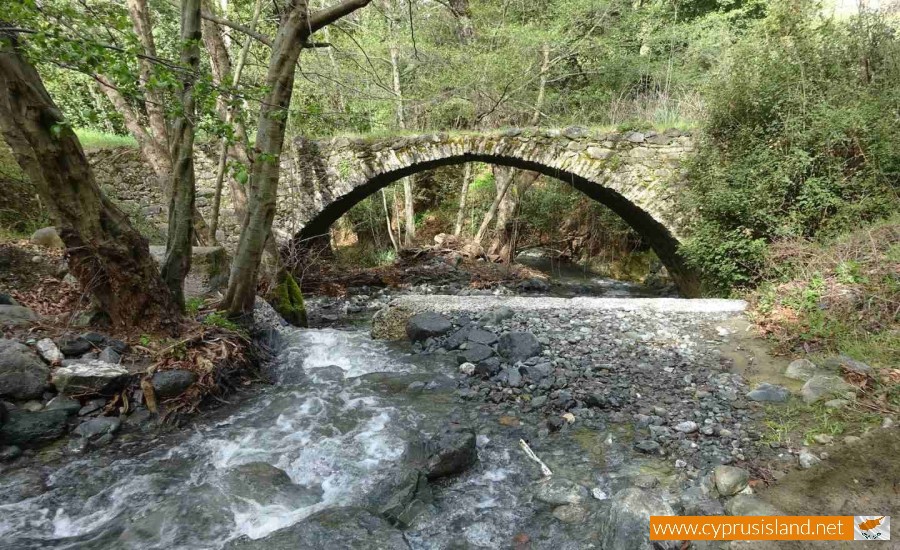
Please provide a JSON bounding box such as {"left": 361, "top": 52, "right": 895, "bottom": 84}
{"left": 308, "top": 0, "right": 372, "bottom": 36}
{"left": 200, "top": 9, "right": 274, "bottom": 46}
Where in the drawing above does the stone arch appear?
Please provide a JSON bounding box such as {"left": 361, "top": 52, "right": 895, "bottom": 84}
{"left": 277, "top": 129, "right": 699, "bottom": 295}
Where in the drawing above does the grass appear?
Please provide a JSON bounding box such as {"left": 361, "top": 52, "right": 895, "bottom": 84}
{"left": 74, "top": 129, "right": 137, "bottom": 150}
{"left": 761, "top": 401, "right": 882, "bottom": 448}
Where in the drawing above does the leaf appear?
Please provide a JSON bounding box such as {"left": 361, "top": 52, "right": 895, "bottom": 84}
{"left": 857, "top": 517, "right": 884, "bottom": 531}
{"left": 141, "top": 378, "right": 158, "bottom": 414}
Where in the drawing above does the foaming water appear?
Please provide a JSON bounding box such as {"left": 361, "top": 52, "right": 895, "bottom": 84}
{"left": 0, "top": 328, "right": 426, "bottom": 549}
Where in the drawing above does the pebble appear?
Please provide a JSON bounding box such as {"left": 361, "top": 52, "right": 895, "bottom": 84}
{"left": 798, "top": 448, "right": 821, "bottom": 469}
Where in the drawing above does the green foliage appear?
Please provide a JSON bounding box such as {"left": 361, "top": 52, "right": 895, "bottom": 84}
{"left": 74, "top": 129, "right": 137, "bottom": 150}
{"left": 683, "top": 3, "right": 900, "bottom": 291}
{"left": 202, "top": 311, "right": 244, "bottom": 332}
{"left": 185, "top": 297, "right": 205, "bottom": 318}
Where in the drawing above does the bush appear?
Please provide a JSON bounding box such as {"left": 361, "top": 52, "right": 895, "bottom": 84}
{"left": 682, "top": 3, "right": 900, "bottom": 292}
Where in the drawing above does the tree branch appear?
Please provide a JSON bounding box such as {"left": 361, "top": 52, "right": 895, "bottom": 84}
{"left": 200, "top": 10, "right": 273, "bottom": 46}
{"left": 307, "top": 0, "right": 372, "bottom": 36}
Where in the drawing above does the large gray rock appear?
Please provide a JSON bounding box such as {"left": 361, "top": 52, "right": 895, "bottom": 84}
{"left": 498, "top": 332, "right": 542, "bottom": 363}
{"left": 51, "top": 360, "right": 131, "bottom": 395}
{"left": 405, "top": 312, "right": 453, "bottom": 342}
{"left": 0, "top": 409, "right": 69, "bottom": 447}
{"left": 45, "top": 395, "right": 81, "bottom": 416}
{"left": 0, "top": 339, "right": 49, "bottom": 400}
{"left": 600, "top": 488, "right": 677, "bottom": 550}
{"left": 30, "top": 226, "right": 64, "bottom": 248}
{"left": 151, "top": 369, "right": 197, "bottom": 399}
{"left": 0, "top": 305, "right": 39, "bottom": 326}
{"left": 713, "top": 465, "right": 749, "bottom": 496}
{"left": 456, "top": 343, "right": 494, "bottom": 364}
{"left": 369, "top": 469, "right": 432, "bottom": 528}
{"left": 35, "top": 338, "right": 64, "bottom": 364}
{"left": 801, "top": 374, "right": 855, "bottom": 404}
{"left": 225, "top": 507, "right": 406, "bottom": 549}
{"left": 74, "top": 416, "right": 121, "bottom": 439}
{"left": 222, "top": 462, "right": 322, "bottom": 508}
{"left": 407, "top": 428, "right": 477, "bottom": 480}
{"left": 467, "top": 328, "right": 498, "bottom": 345}
{"left": 784, "top": 358, "right": 819, "bottom": 381}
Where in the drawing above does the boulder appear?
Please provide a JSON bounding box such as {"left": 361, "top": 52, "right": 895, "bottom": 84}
{"left": 0, "top": 339, "right": 49, "bottom": 400}
{"left": 784, "top": 358, "right": 819, "bottom": 381}
{"left": 45, "top": 395, "right": 81, "bottom": 416}
{"left": 443, "top": 326, "right": 471, "bottom": 349}
{"left": 369, "top": 469, "right": 432, "bottom": 528}
{"left": 600, "top": 488, "right": 677, "bottom": 550}
{"left": 0, "top": 293, "right": 17, "bottom": 306}
{"left": 713, "top": 466, "right": 749, "bottom": 496}
{"left": 532, "top": 477, "right": 589, "bottom": 506}
{"left": 0, "top": 305, "right": 39, "bottom": 327}
{"left": 30, "top": 226, "right": 64, "bottom": 248}
{"left": 467, "top": 328, "right": 498, "bottom": 346}
{"left": 407, "top": 428, "right": 477, "bottom": 480}
{"left": 746, "top": 383, "right": 790, "bottom": 403}
{"left": 0, "top": 409, "right": 69, "bottom": 446}
{"left": 51, "top": 360, "right": 131, "bottom": 395}
{"left": 35, "top": 338, "right": 64, "bottom": 364}
{"left": 405, "top": 312, "right": 453, "bottom": 342}
{"left": 56, "top": 336, "right": 93, "bottom": 357}
{"left": 74, "top": 416, "right": 121, "bottom": 439}
{"left": 801, "top": 375, "right": 855, "bottom": 404}
{"left": 456, "top": 343, "right": 494, "bottom": 364}
{"left": 151, "top": 369, "right": 197, "bottom": 399}
{"left": 225, "top": 507, "right": 406, "bottom": 549}
{"left": 222, "top": 462, "right": 322, "bottom": 508}
{"left": 497, "top": 332, "right": 542, "bottom": 363}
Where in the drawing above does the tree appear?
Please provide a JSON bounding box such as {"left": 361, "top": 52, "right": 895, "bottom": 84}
{"left": 223, "top": 0, "right": 373, "bottom": 319}
{"left": 0, "top": 30, "right": 180, "bottom": 330}
{"left": 160, "top": 0, "right": 202, "bottom": 308}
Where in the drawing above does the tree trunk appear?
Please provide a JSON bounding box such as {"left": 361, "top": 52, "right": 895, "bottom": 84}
{"left": 224, "top": 0, "right": 373, "bottom": 320}
{"left": 475, "top": 166, "right": 515, "bottom": 243}
{"left": 448, "top": 0, "right": 475, "bottom": 44}
{"left": 161, "top": 0, "right": 202, "bottom": 309}
{"left": 453, "top": 163, "right": 472, "bottom": 236}
{"left": 126, "top": 0, "right": 170, "bottom": 152}
{"left": 204, "top": 0, "right": 260, "bottom": 242}
{"left": 0, "top": 33, "right": 180, "bottom": 331}
{"left": 382, "top": 189, "right": 400, "bottom": 252}
{"left": 487, "top": 167, "right": 538, "bottom": 259}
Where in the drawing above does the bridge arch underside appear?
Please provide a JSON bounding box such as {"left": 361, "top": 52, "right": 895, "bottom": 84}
{"left": 293, "top": 154, "right": 700, "bottom": 297}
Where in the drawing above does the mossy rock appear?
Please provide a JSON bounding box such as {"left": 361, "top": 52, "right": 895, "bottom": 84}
{"left": 273, "top": 273, "right": 308, "bottom": 328}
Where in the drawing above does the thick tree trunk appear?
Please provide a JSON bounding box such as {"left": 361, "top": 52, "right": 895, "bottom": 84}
{"left": 487, "top": 167, "right": 538, "bottom": 260}
{"left": 126, "top": 0, "right": 170, "bottom": 151}
{"left": 453, "top": 163, "right": 472, "bottom": 236}
{"left": 161, "top": 0, "right": 202, "bottom": 309}
{"left": 475, "top": 166, "right": 515, "bottom": 243}
{"left": 0, "top": 34, "right": 179, "bottom": 331}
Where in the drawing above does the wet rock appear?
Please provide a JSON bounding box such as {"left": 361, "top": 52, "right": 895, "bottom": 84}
{"left": 458, "top": 362, "right": 476, "bottom": 376}
{"left": 35, "top": 338, "right": 64, "bottom": 364}
{"left": 406, "top": 312, "right": 453, "bottom": 342}
{"left": 80, "top": 332, "right": 107, "bottom": 346}
{"left": 532, "top": 477, "right": 589, "bottom": 505}
{"left": 726, "top": 494, "right": 781, "bottom": 516}
{"left": 78, "top": 398, "right": 106, "bottom": 416}
{"left": 474, "top": 358, "right": 502, "bottom": 378}
{"left": 225, "top": 507, "right": 406, "bottom": 549}
{"left": 46, "top": 395, "right": 82, "bottom": 416}
{"left": 0, "top": 409, "right": 69, "bottom": 447}
{"left": 51, "top": 360, "right": 130, "bottom": 395}
{"left": 521, "top": 362, "right": 552, "bottom": 381}
{"left": 497, "top": 332, "right": 542, "bottom": 363}
{"left": 0, "top": 305, "right": 39, "bottom": 326}
{"left": 0, "top": 339, "right": 49, "bottom": 400}
{"left": 547, "top": 416, "right": 565, "bottom": 432}
{"left": 0, "top": 444, "right": 22, "bottom": 462}
{"left": 552, "top": 504, "right": 587, "bottom": 523}
{"left": 801, "top": 375, "right": 855, "bottom": 404}
{"left": 798, "top": 448, "right": 821, "bottom": 469}
{"left": 496, "top": 366, "right": 523, "bottom": 388}
{"left": 456, "top": 343, "right": 494, "bottom": 364}
{"left": 56, "top": 336, "right": 93, "bottom": 357}
{"left": 407, "top": 428, "right": 477, "bottom": 480}
{"left": 30, "top": 226, "right": 64, "bottom": 248}
{"left": 443, "top": 326, "right": 471, "bottom": 349}
{"left": 22, "top": 400, "right": 43, "bottom": 412}
{"left": 0, "top": 293, "right": 17, "bottom": 306}
{"left": 370, "top": 469, "right": 432, "bottom": 528}
{"left": 223, "top": 462, "right": 323, "bottom": 508}
{"left": 633, "top": 475, "right": 658, "bottom": 489}
{"left": 480, "top": 306, "right": 514, "bottom": 325}
{"left": 714, "top": 465, "right": 749, "bottom": 496}
{"left": 600, "top": 488, "right": 676, "bottom": 550}
{"left": 151, "top": 369, "right": 197, "bottom": 399}
{"left": 746, "top": 383, "right": 790, "bottom": 403}
{"left": 785, "top": 358, "right": 819, "bottom": 381}
{"left": 0, "top": 469, "right": 45, "bottom": 505}
{"left": 74, "top": 416, "right": 121, "bottom": 440}
{"left": 467, "top": 328, "right": 498, "bottom": 346}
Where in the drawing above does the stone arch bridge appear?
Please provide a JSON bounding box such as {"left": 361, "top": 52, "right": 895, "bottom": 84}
{"left": 273, "top": 127, "right": 699, "bottom": 295}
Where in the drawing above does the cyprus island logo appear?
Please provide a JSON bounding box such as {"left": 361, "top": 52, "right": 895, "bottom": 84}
{"left": 854, "top": 516, "right": 890, "bottom": 541}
